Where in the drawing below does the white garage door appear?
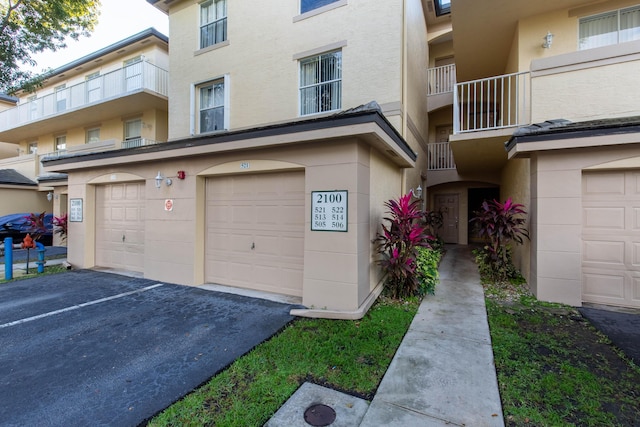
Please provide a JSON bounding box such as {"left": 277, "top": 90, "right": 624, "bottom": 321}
{"left": 95, "top": 182, "right": 145, "bottom": 273}
{"left": 205, "top": 171, "right": 305, "bottom": 296}
{"left": 582, "top": 171, "right": 640, "bottom": 308}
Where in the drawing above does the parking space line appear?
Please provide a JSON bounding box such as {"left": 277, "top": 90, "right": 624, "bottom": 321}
{"left": 0, "top": 283, "right": 164, "bottom": 329}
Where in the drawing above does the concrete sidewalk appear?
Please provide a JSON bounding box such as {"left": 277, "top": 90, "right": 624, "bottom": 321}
{"left": 359, "top": 244, "right": 504, "bottom": 426}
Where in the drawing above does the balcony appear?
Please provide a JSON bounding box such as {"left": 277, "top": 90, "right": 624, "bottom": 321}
{"left": 427, "top": 142, "right": 456, "bottom": 171}
{"left": 454, "top": 71, "right": 530, "bottom": 134}
{"left": 427, "top": 64, "right": 455, "bottom": 112}
{"left": 0, "top": 61, "right": 168, "bottom": 142}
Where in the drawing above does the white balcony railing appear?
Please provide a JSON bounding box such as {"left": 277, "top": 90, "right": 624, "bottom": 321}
{"left": 454, "top": 71, "right": 530, "bottom": 134}
{"left": 427, "top": 142, "right": 456, "bottom": 170}
{"left": 427, "top": 64, "right": 456, "bottom": 96}
{"left": 0, "top": 61, "right": 168, "bottom": 133}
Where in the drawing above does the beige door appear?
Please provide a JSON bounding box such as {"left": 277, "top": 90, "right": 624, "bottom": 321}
{"left": 95, "top": 182, "right": 145, "bottom": 273}
{"left": 582, "top": 171, "right": 640, "bottom": 308}
{"left": 435, "top": 193, "right": 459, "bottom": 244}
{"left": 205, "top": 171, "right": 305, "bottom": 296}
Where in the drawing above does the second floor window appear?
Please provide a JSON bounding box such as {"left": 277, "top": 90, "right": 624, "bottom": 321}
{"left": 301, "top": 0, "right": 339, "bottom": 14}
{"left": 200, "top": 0, "right": 227, "bottom": 49}
{"left": 55, "top": 85, "right": 67, "bottom": 112}
{"left": 55, "top": 135, "right": 66, "bottom": 152}
{"left": 86, "top": 72, "right": 101, "bottom": 103}
{"left": 579, "top": 5, "right": 640, "bottom": 50}
{"left": 125, "top": 119, "right": 142, "bottom": 142}
{"left": 199, "top": 79, "right": 225, "bottom": 133}
{"left": 86, "top": 128, "right": 100, "bottom": 144}
{"left": 300, "top": 50, "right": 342, "bottom": 116}
{"left": 124, "top": 56, "right": 143, "bottom": 91}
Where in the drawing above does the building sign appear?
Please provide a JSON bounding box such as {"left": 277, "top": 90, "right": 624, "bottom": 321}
{"left": 69, "top": 198, "right": 83, "bottom": 222}
{"left": 311, "top": 190, "right": 347, "bottom": 232}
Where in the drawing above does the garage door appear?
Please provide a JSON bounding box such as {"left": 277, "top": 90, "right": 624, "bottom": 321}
{"left": 205, "top": 171, "right": 305, "bottom": 296}
{"left": 95, "top": 182, "right": 145, "bottom": 273}
{"left": 582, "top": 171, "right": 640, "bottom": 308}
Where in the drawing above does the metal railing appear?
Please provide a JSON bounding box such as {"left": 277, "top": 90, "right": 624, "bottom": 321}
{"left": 427, "top": 64, "right": 456, "bottom": 95}
{"left": 0, "top": 61, "right": 169, "bottom": 133}
{"left": 121, "top": 138, "right": 159, "bottom": 149}
{"left": 454, "top": 71, "right": 530, "bottom": 134}
{"left": 427, "top": 142, "right": 456, "bottom": 170}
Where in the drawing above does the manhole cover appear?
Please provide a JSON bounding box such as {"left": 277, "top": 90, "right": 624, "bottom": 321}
{"left": 304, "top": 403, "right": 336, "bottom": 426}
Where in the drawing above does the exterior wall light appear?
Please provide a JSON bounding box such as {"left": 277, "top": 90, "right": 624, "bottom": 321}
{"left": 542, "top": 31, "right": 554, "bottom": 49}
{"left": 155, "top": 171, "right": 164, "bottom": 188}
{"left": 47, "top": 191, "right": 53, "bottom": 202}
{"left": 410, "top": 185, "right": 422, "bottom": 199}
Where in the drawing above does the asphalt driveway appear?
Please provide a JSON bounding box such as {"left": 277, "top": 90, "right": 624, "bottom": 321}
{"left": 0, "top": 270, "right": 299, "bottom": 426}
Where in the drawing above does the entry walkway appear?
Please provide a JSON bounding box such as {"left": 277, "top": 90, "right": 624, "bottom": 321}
{"left": 359, "top": 245, "right": 504, "bottom": 426}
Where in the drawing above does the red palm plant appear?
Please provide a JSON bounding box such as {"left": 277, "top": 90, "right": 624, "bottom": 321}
{"left": 375, "top": 194, "right": 430, "bottom": 298}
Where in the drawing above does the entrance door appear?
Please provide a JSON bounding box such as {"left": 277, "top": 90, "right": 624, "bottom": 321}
{"left": 435, "top": 193, "right": 459, "bottom": 244}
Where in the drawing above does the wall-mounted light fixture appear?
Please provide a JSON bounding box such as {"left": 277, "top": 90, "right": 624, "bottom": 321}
{"left": 47, "top": 191, "right": 53, "bottom": 202}
{"left": 155, "top": 171, "right": 174, "bottom": 188}
{"left": 542, "top": 31, "right": 554, "bottom": 49}
{"left": 409, "top": 185, "right": 423, "bottom": 199}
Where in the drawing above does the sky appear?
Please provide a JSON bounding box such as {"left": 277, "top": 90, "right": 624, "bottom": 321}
{"left": 28, "top": 0, "right": 169, "bottom": 73}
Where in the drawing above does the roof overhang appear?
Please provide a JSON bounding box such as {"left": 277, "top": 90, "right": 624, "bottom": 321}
{"left": 43, "top": 108, "right": 417, "bottom": 172}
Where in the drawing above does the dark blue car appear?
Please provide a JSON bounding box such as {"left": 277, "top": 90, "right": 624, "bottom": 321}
{"left": 0, "top": 213, "right": 53, "bottom": 246}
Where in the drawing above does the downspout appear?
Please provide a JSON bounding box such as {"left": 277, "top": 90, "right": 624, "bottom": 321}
{"left": 401, "top": 0, "right": 409, "bottom": 196}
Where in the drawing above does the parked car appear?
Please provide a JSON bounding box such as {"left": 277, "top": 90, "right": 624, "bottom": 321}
{"left": 0, "top": 213, "right": 53, "bottom": 246}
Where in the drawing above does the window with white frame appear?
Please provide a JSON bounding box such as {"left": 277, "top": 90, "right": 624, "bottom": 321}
{"left": 301, "top": 0, "right": 339, "bottom": 14}
{"left": 124, "top": 56, "right": 143, "bottom": 91}
{"left": 55, "top": 135, "right": 66, "bottom": 152}
{"left": 200, "top": 0, "right": 227, "bottom": 49}
{"left": 579, "top": 5, "right": 640, "bottom": 50}
{"left": 28, "top": 142, "right": 37, "bottom": 154}
{"left": 299, "top": 50, "right": 342, "bottom": 116}
{"left": 198, "top": 79, "right": 225, "bottom": 133}
{"left": 124, "top": 119, "right": 142, "bottom": 143}
{"left": 86, "top": 128, "right": 100, "bottom": 144}
{"left": 86, "top": 71, "right": 101, "bottom": 103}
{"left": 55, "top": 85, "right": 67, "bottom": 112}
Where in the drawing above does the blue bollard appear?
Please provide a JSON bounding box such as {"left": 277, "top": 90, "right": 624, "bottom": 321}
{"left": 4, "top": 237, "right": 12, "bottom": 281}
{"left": 36, "top": 242, "right": 45, "bottom": 274}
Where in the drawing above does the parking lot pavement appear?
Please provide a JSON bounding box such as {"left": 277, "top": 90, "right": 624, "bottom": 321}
{"left": 0, "top": 270, "right": 300, "bottom": 426}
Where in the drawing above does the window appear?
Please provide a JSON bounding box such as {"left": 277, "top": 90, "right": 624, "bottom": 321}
{"left": 579, "top": 5, "right": 640, "bottom": 50}
{"left": 200, "top": 0, "right": 227, "bottom": 49}
{"left": 86, "top": 128, "right": 100, "bottom": 144}
{"left": 55, "top": 135, "right": 66, "bottom": 152}
{"left": 124, "top": 119, "right": 142, "bottom": 142}
{"left": 55, "top": 85, "right": 67, "bottom": 112}
{"left": 124, "top": 56, "right": 143, "bottom": 91}
{"left": 27, "top": 95, "right": 37, "bottom": 120}
{"left": 28, "top": 142, "right": 37, "bottom": 154}
{"left": 434, "top": 0, "right": 451, "bottom": 17}
{"left": 299, "top": 50, "right": 342, "bottom": 116}
{"left": 86, "top": 72, "right": 101, "bottom": 103}
{"left": 199, "top": 79, "right": 225, "bottom": 133}
{"left": 301, "top": 0, "right": 339, "bottom": 14}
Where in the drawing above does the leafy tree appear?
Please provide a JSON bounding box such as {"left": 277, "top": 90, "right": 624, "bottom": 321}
{"left": 0, "top": 0, "right": 101, "bottom": 93}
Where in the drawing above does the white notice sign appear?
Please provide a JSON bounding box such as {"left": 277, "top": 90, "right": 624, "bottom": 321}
{"left": 69, "top": 198, "right": 83, "bottom": 222}
{"left": 311, "top": 190, "right": 348, "bottom": 232}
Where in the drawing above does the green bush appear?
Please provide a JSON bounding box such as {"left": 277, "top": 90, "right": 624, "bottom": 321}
{"left": 416, "top": 246, "right": 441, "bottom": 296}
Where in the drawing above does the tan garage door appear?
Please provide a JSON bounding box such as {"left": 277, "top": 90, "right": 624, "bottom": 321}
{"left": 95, "top": 182, "right": 145, "bottom": 273}
{"left": 205, "top": 171, "right": 305, "bottom": 296}
{"left": 582, "top": 171, "right": 640, "bottom": 308}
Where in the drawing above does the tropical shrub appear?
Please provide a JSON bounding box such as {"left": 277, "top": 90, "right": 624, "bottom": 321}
{"left": 470, "top": 198, "right": 529, "bottom": 283}
{"left": 374, "top": 194, "right": 430, "bottom": 299}
{"left": 416, "top": 246, "right": 441, "bottom": 295}
{"left": 25, "top": 212, "right": 48, "bottom": 242}
{"left": 422, "top": 209, "right": 444, "bottom": 252}
{"left": 53, "top": 213, "right": 68, "bottom": 241}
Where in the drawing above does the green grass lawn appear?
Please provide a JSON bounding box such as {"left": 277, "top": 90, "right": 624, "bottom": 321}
{"left": 486, "top": 287, "right": 640, "bottom": 426}
{"left": 148, "top": 297, "right": 420, "bottom": 426}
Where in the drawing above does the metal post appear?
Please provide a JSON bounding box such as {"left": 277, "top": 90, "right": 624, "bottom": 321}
{"left": 36, "top": 242, "right": 45, "bottom": 274}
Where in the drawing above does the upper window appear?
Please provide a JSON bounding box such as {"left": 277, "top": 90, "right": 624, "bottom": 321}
{"left": 200, "top": 0, "right": 227, "bottom": 49}
{"left": 55, "top": 85, "right": 67, "bottom": 112}
{"left": 86, "top": 128, "right": 100, "bottom": 144}
{"left": 199, "top": 79, "right": 225, "bottom": 133}
{"left": 301, "top": 0, "right": 339, "bottom": 14}
{"left": 55, "top": 135, "right": 66, "bottom": 152}
{"left": 86, "top": 72, "right": 101, "bottom": 103}
{"left": 124, "top": 119, "right": 142, "bottom": 142}
{"left": 124, "top": 56, "right": 143, "bottom": 91}
{"left": 434, "top": 0, "right": 451, "bottom": 17}
{"left": 579, "top": 5, "right": 640, "bottom": 50}
{"left": 299, "top": 50, "right": 342, "bottom": 116}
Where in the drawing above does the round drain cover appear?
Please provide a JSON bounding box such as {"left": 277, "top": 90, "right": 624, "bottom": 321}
{"left": 304, "top": 403, "right": 336, "bottom": 426}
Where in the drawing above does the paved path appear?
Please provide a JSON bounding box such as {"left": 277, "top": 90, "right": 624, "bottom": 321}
{"left": 0, "top": 270, "right": 299, "bottom": 426}
{"left": 360, "top": 245, "right": 504, "bottom": 426}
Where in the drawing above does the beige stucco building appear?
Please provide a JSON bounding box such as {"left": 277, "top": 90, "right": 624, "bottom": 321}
{"left": 43, "top": 0, "right": 430, "bottom": 318}
{"left": 427, "top": 0, "right": 640, "bottom": 309}
{"left": 0, "top": 28, "right": 169, "bottom": 225}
